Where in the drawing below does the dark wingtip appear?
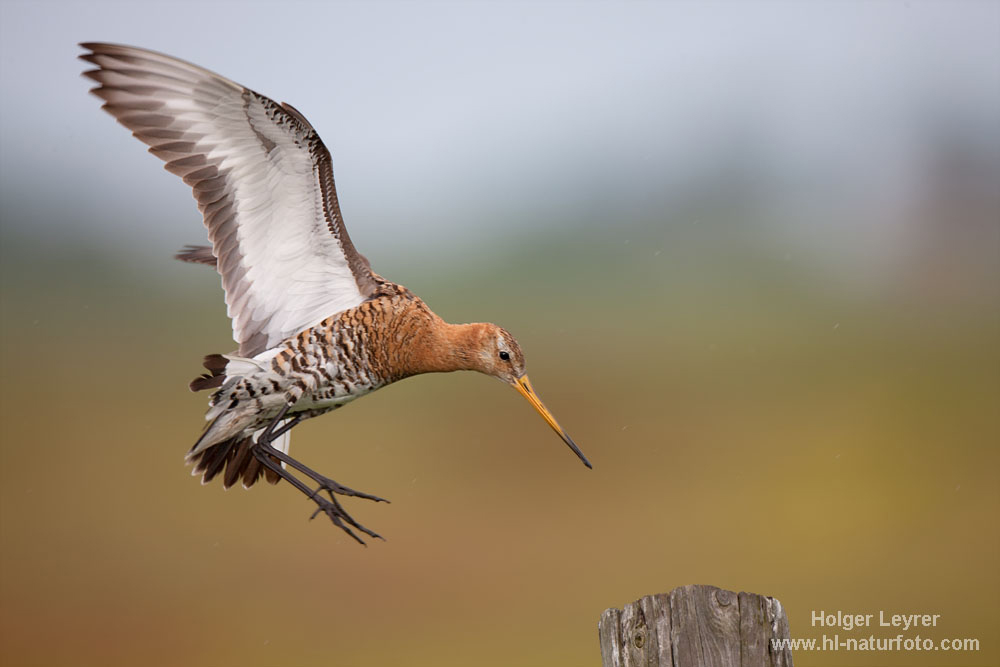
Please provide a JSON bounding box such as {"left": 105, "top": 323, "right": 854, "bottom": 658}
{"left": 175, "top": 244, "right": 217, "bottom": 266}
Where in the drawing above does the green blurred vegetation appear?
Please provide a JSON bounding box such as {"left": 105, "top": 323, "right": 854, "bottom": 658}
{"left": 1, "top": 219, "right": 998, "bottom": 667}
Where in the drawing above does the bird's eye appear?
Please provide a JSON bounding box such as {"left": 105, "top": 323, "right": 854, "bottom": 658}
{"left": 499, "top": 351, "right": 510, "bottom": 361}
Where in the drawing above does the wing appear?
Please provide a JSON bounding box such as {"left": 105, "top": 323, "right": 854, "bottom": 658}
{"left": 81, "top": 42, "right": 381, "bottom": 357}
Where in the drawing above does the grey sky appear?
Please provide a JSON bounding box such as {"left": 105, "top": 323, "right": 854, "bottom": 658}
{"left": 1, "top": 1, "right": 998, "bottom": 269}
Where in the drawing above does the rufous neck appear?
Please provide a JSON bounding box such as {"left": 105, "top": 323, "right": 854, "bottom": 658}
{"left": 410, "top": 321, "right": 488, "bottom": 375}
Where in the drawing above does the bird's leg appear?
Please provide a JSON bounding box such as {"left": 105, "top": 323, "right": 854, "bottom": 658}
{"left": 252, "top": 404, "right": 385, "bottom": 544}
{"left": 258, "top": 404, "right": 390, "bottom": 504}
{"left": 252, "top": 449, "right": 381, "bottom": 544}
{"left": 268, "top": 413, "right": 302, "bottom": 440}
{"left": 264, "top": 447, "right": 389, "bottom": 504}
{"left": 257, "top": 403, "right": 291, "bottom": 442}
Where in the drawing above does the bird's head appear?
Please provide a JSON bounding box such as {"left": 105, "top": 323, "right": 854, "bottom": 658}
{"left": 467, "top": 324, "right": 592, "bottom": 469}
{"left": 473, "top": 324, "right": 526, "bottom": 384}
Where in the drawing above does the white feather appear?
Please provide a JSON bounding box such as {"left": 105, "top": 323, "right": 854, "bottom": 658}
{"left": 82, "top": 43, "right": 372, "bottom": 356}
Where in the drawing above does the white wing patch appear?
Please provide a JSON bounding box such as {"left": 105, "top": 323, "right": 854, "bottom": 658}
{"left": 82, "top": 43, "right": 371, "bottom": 356}
{"left": 213, "top": 96, "right": 363, "bottom": 345}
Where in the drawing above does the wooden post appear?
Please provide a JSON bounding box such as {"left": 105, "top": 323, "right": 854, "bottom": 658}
{"left": 599, "top": 585, "right": 793, "bottom": 667}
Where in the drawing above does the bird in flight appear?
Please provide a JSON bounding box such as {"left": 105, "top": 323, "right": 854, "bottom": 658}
{"left": 80, "top": 43, "right": 591, "bottom": 543}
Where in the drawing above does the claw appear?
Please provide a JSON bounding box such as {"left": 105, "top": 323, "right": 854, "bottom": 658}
{"left": 309, "top": 494, "right": 383, "bottom": 544}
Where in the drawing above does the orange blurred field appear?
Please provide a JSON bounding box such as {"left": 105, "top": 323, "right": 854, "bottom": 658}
{"left": 2, "top": 225, "right": 997, "bottom": 666}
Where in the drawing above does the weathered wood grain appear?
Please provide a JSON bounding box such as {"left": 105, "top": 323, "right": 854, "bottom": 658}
{"left": 599, "top": 585, "right": 792, "bottom": 667}
{"left": 600, "top": 607, "right": 624, "bottom": 667}
{"left": 618, "top": 592, "right": 672, "bottom": 667}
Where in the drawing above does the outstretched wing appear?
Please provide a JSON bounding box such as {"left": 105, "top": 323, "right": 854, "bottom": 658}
{"left": 81, "top": 42, "right": 381, "bottom": 357}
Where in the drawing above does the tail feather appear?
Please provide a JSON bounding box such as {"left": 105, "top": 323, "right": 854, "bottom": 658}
{"left": 188, "top": 418, "right": 294, "bottom": 489}
{"left": 190, "top": 354, "right": 228, "bottom": 392}
{"left": 242, "top": 456, "right": 265, "bottom": 488}
{"left": 262, "top": 465, "right": 281, "bottom": 485}
{"left": 188, "top": 435, "right": 283, "bottom": 489}
{"left": 224, "top": 438, "right": 254, "bottom": 488}
{"left": 199, "top": 437, "right": 234, "bottom": 484}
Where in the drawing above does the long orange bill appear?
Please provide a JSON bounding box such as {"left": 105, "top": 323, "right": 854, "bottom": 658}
{"left": 512, "top": 375, "right": 592, "bottom": 469}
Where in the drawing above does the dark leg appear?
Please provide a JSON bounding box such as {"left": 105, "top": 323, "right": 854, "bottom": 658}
{"left": 264, "top": 446, "right": 389, "bottom": 504}
{"left": 257, "top": 403, "right": 291, "bottom": 441}
{"left": 267, "top": 413, "right": 302, "bottom": 441}
{"left": 252, "top": 405, "right": 387, "bottom": 544}
{"left": 253, "top": 449, "right": 382, "bottom": 544}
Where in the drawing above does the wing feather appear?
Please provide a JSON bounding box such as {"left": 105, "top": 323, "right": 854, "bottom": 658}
{"left": 81, "top": 42, "right": 380, "bottom": 357}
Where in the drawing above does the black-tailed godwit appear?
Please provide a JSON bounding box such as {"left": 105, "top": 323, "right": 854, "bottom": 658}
{"left": 80, "top": 43, "right": 590, "bottom": 543}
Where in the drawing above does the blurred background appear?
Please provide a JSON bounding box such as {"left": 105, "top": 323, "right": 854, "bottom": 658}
{"left": 1, "top": 1, "right": 998, "bottom": 666}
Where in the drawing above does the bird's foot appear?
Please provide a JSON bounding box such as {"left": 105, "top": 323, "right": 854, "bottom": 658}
{"left": 252, "top": 406, "right": 389, "bottom": 543}
{"left": 314, "top": 476, "right": 390, "bottom": 504}
{"left": 308, "top": 492, "right": 384, "bottom": 545}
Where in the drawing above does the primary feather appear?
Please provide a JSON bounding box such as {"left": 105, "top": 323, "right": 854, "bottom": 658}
{"left": 80, "top": 42, "right": 379, "bottom": 357}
